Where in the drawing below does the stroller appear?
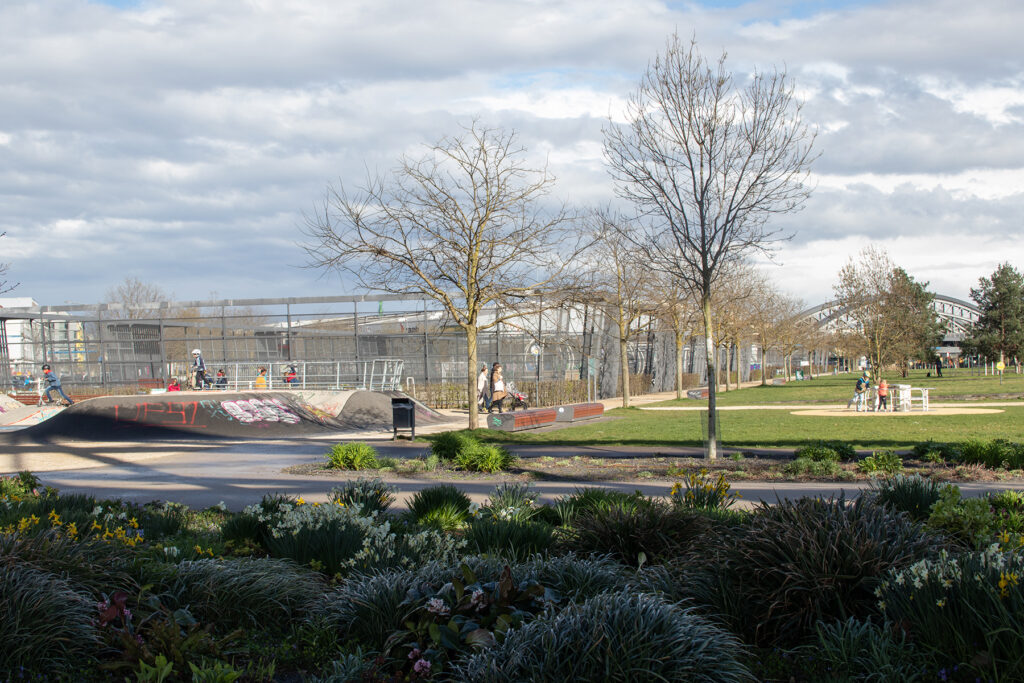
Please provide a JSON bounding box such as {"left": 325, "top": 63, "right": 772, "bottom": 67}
{"left": 504, "top": 381, "right": 529, "bottom": 411}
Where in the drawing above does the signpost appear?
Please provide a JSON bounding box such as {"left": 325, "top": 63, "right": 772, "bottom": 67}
{"left": 997, "top": 360, "right": 1005, "bottom": 384}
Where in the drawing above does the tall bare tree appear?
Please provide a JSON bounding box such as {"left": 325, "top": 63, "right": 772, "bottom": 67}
{"left": 302, "top": 122, "right": 581, "bottom": 428}
{"left": 604, "top": 34, "right": 816, "bottom": 458}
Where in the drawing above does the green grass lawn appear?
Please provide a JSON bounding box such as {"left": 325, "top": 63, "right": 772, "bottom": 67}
{"left": 652, "top": 368, "right": 1024, "bottom": 406}
{"left": 449, "top": 369, "right": 1024, "bottom": 451}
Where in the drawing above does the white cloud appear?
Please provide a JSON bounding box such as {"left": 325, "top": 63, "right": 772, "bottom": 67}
{"left": 0, "top": 0, "right": 1022, "bottom": 307}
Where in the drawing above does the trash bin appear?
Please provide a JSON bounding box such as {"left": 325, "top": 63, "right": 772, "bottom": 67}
{"left": 391, "top": 397, "right": 415, "bottom": 439}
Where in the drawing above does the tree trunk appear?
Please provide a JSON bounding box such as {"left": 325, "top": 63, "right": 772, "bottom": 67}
{"left": 619, "top": 321, "right": 631, "bottom": 408}
{"left": 675, "top": 328, "right": 684, "bottom": 400}
{"left": 702, "top": 294, "right": 718, "bottom": 460}
{"left": 467, "top": 325, "right": 479, "bottom": 430}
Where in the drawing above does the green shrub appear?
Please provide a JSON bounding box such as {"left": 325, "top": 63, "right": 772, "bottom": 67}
{"left": 783, "top": 456, "right": 843, "bottom": 477}
{"left": 691, "top": 495, "right": 945, "bottom": 648}
{"left": 220, "top": 512, "right": 264, "bottom": 545}
{"left": 857, "top": 449, "right": 904, "bottom": 476}
{"left": 793, "top": 443, "right": 841, "bottom": 462}
{"left": 0, "top": 470, "right": 41, "bottom": 499}
{"left": 455, "top": 591, "right": 751, "bottom": 682}
{"left": 325, "top": 442, "right": 380, "bottom": 470}
{"left": 809, "top": 617, "right": 926, "bottom": 682}
{"left": 670, "top": 469, "right": 740, "bottom": 510}
{"left": 164, "top": 557, "right": 323, "bottom": 630}
{"left": 415, "top": 502, "right": 470, "bottom": 531}
{"left": 564, "top": 500, "right": 713, "bottom": 568}
{"left": 408, "top": 485, "right": 471, "bottom": 526}
{"left": 927, "top": 485, "right": 997, "bottom": 547}
{"left": 430, "top": 430, "right": 478, "bottom": 461}
{"left": 385, "top": 563, "right": 555, "bottom": 679}
{"left": 263, "top": 516, "right": 368, "bottom": 575}
{"left": 989, "top": 489, "right": 1024, "bottom": 535}
{"left": 958, "top": 438, "right": 1024, "bottom": 470}
{"left": 329, "top": 477, "right": 396, "bottom": 516}
{"left": 795, "top": 440, "right": 856, "bottom": 462}
{"left": 878, "top": 547, "right": 1024, "bottom": 680}
{"left": 463, "top": 518, "right": 556, "bottom": 561}
{"left": 456, "top": 442, "right": 516, "bottom": 473}
{"left": 869, "top": 474, "right": 943, "bottom": 522}
{"left": 911, "top": 440, "right": 962, "bottom": 463}
{"left": 0, "top": 563, "right": 100, "bottom": 675}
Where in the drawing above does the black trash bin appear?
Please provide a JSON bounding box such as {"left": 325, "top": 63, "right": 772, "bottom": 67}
{"left": 391, "top": 397, "right": 415, "bottom": 440}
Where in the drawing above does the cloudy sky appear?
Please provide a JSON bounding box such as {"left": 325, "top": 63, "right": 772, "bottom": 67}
{"left": 1, "top": 0, "right": 1021, "bottom": 310}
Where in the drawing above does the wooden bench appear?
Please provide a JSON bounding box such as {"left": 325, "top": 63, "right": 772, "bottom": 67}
{"left": 487, "top": 407, "right": 558, "bottom": 432}
{"left": 554, "top": 402, "right": 604, "bottom": 422}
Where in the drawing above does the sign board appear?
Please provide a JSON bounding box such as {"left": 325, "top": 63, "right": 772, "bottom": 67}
{"left": 997, "top": 361, "right": 1006, "bottom": 371}
{"left": 529, "top": 344, "right": 540, "bottom": 356}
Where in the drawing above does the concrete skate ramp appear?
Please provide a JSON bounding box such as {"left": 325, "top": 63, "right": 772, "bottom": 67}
{"left": 0, "top": 390, "right": 446, "bottom": 442}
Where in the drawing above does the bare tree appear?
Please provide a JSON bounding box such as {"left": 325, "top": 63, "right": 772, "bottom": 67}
{"left": 604, "top": 34, "right": 816, "bottom": 458}
{"left": 834, "top": 246, "right": 941, "bottom": 378}
{"left": 585, "top": 212, "right": 656, "bottom": 407}
{"left": 302, "top": 122, "right": 581, "bottom": 428}
{"left": 652, "top": 272, "right": 702, "bottom": 399}
{"left": 0, "top": 232, "right": 17, "bottom": 295}
{"left": 104, "top": 277, "right": 170, "bottom": 319}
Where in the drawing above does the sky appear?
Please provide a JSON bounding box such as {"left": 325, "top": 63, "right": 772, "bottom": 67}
{"left": 1, "top": 0, "right": 1022, "bottom": 310}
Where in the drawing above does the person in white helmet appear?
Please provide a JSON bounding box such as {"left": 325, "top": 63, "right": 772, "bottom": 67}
{"left": 189, "top": 348, "right": 207, "bottom": 390}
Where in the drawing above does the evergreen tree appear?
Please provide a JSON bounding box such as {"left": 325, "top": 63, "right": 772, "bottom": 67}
{"left": 963, "top": 263, "right": 1024, "bottom": 363}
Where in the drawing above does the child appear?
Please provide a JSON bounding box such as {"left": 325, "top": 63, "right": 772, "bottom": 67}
{"left": 254, "top": 366, "right": 268, "bottom": 389}
{"left": 167, "top": 377, "right": 182, "bottom": 392}
{"left": 877, "top": 378, "right": 889, "bottom": 412}
{"left": 41, "top": 364, "right": 75, "bottom": 405}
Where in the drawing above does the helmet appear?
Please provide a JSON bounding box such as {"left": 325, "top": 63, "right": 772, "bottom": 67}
{"left": 192, "top": 349, "right": 201, "bottom": 355}
{"left": 41, "top": 363, "right": 50, "bottom": 371}
{"left": 863, "top": 370, "right": 870, "bottom": 378}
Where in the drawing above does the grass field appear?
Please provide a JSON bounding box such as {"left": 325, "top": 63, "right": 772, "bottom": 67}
{"left": 660, "top": 369, "right": 1024, "bottom": 406}
{"left": 463, "top": 369, "right": 1024, "bottom": 450}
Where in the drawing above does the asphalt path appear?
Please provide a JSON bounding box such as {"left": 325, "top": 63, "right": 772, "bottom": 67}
{"left": 22, "top": 434, "right": 1024, "bottom": 511}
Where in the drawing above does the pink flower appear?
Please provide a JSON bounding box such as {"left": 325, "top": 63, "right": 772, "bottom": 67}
{"left": 408, "top": 647, "right": 421, "bottom": 660}
{"left": 413, "top": 658, "right": 431, "bottom": 675}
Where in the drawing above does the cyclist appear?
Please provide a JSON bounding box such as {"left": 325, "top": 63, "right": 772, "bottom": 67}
{"left": 41, "top": 364, "right": 74, "bottom": 405}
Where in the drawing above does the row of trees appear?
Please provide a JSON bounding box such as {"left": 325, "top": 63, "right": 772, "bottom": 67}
{"left": 302, "top": 34, "right": 818, "bottom": 458}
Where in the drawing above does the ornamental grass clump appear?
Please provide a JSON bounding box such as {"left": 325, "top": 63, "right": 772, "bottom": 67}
{"left": 456, "top": 442, "right": 516, "bottom": 473}
{"left": 329, "top": 477, "right": 396, "bottom": 516}
{"left": 514, "top": 553, "right": 629, "bottom": 603}
{"left": 408, "top": 485, "right": 471, "bottom": 530}
{"left": 325, "top": 442, "right": 380, "bottom": 470}
{"left": 564, "top": 499, "right": 713, "bottom": 568}
{"left": 552, "top": 487, "right": 649, "bottom": 525}
{"left": 455, "top": 591, "right": 752, "bottom": 683}
{"left": 878, "top": 546, "right": 1024, "bottom": 680}
{"left": 808, "top": 617, "right": 926, "bottom": 682}
{"left": 690, "top": 494, "right": 945, "bottom": 648}
{"left": 869, "top": 473, "right": 943, "bottom": 522}
{"left": 463, "top": 518, "right": 556, "bottom": 561}
{"left": 782, "top": 456, "right": 844, "bottom": 478}
{"left": 0, "top": 563, "right": 100, "bottom": 675}
{"left": 959, "top": 438, "right": 1024, "bottom": 470}
{"left": 165, "top": 557, "right": 323, "bottom": 630}
{"left": 430, "top": 430, "right": 478, "bottom": 462}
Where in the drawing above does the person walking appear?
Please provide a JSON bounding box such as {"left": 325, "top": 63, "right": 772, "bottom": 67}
{"left": 489, "top": 362, "right": 506, "bottom": 413}
{"left": 477, "top": 364, "right": 491, "bottom": 412}
{"left": 40, "top": 364, "right": 74, "bottom": 405}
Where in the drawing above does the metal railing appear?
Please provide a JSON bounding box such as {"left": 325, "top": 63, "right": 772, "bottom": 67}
{"left": 164, "top": 358, "right": 405, "bottom": 392}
